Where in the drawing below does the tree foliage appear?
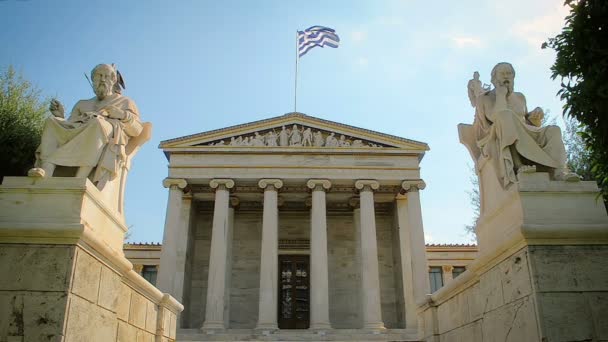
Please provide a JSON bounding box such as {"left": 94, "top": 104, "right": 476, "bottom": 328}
{"left": 543, "top": 0, "right": 608, "bottom": 199}
{"left": 0, "top": 66, "right": 48, "bottom": 181}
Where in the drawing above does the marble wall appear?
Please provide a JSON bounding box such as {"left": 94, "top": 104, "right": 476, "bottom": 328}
{"left": 418, "top": 245, "right": 608, "bottom": 342}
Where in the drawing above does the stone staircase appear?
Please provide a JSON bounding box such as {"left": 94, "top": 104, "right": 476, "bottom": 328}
{"left": 177, "top": 328, "right": 421, "bottom": 341}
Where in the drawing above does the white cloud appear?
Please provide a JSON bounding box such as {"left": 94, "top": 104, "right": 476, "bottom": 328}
{"left": 510, "top": 3, "right": 569, "bottom": 49}
{"left": 451, "top": 36, "right": 483, "bottom": 49}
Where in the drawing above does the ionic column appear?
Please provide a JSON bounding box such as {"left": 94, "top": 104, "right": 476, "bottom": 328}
{"left": 401, "top": 180, "right": 430, "bottom": 304}
{"left": 307, "top": 179, "right": 332, "bottom": 330}
{"left": 223, "top": 196, "right": 239, "bottom": 327}
{"left": 158, "top": 178, "right": 190, "bottom": 302}
{"left": 256, "top": 179, "right": 283, "bottom": 330}
{"left": 354, "top": 180, "right": 385, "bottom": 330}
{"left": 202, "top": 179, "right": 235, "bottom": 331}
{"left": 442, "top": 265, "right": 454, "bottom": 284}
{"left": 394, "top": 194, "right": 416, "bottom": 329}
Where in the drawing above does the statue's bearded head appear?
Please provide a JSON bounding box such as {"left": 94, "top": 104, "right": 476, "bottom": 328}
{"left": 91, "top": 64, "right": 117, "bottom": 100}
{"left": 491, "top": 62, "right": 515, "bottom": 94}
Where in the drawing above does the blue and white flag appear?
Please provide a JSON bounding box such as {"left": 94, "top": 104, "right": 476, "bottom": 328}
{"left": 297, "top": 26, "right": 340, "bottom": 57}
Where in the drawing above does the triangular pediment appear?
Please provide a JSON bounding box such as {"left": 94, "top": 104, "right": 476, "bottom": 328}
{"left": 160, "top": 112, "right": 428, "bottom": 152}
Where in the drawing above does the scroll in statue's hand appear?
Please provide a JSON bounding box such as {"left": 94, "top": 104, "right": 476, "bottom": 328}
{"left": 101, "top": 105, "right": 127, "bottom": 120}
{"left": 49, "top": 99, "right": 65, "bottom": 118}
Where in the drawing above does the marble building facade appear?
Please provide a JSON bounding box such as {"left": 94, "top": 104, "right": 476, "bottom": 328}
{"left": 154, "top": 112, "right": 434, "bottom": 334}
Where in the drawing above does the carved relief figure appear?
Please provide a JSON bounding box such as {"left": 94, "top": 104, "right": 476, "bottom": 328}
{"left": 266, "top": 130, "right": 278, "bottom": 146}
{"left": 289, "top": 124, "right": 302, "bottom": 146}
{"left": 338, "top": 135, "right": 350, "bottom": 147}
{"left": 279, "top": 126, "right": 290, "bottom": 146}
{"left": 313, "top": 131, "right": 324, "bottom": 147}
{"left": 302, "top": 127, "right": 312, "bottom": 146}
{"left": 325, "top": 132, "right": 338, "bottom": 147}
{"left": 473, "top": 62, "right": 578, "bottom": 188}
{"left": 251, "top": 132, "right": 265, "bottom": 146}
{"left": 29, "top": 63, "right": 150, "bottom": 214}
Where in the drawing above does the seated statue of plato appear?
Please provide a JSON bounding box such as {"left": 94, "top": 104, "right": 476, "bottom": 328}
{"left": 472, "top": 62, "right": 579, "bottom": 188}
{"left": 29, "top": 63, "right": 151, "bottom": 214}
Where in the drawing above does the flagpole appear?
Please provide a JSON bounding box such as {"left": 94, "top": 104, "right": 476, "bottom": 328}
{"left": 294, "top": 30, "right": 299, "bottom": 113}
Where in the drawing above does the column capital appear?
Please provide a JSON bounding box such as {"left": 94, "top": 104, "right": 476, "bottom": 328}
{"left": 355, "top": 180, "right": 380, "bottom": 192}
{"left": 210, "top": 178, "right": 235, "bottom": 190}
{"left": 401, "top": 179, "right": 426, "bottom": 193}
{"left": 307, "top": 179, "right": 332, "bottom": 191}
{"left": 442, "top": 265, "right": 454, "bottom": 273}
{"left": 258, "top": 179, "right": 283, "bottom": 190}
{"left": 163, "top": 178, "right": 187, "bottom": 189}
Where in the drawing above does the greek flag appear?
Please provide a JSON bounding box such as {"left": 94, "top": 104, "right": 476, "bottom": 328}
{"left": 298, "top": 26, "right": 340, "bottom": 57}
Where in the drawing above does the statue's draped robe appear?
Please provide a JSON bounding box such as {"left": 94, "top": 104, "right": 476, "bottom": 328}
{"left": 473, "top": 91, "right": 567, "bottom": 188}
{"left": 38, "top": 94, "right": 142, "bottom": 186}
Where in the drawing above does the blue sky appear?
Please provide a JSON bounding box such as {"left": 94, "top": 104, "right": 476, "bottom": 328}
{"left": 1, "top": 0, "right": 569, "bottom": 244}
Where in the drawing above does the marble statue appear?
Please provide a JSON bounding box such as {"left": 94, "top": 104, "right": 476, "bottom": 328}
{"left": 265, "top": 130, "right": 278, "bottom": 146}
{"left": 473, "top": 62, "right": 578, "bottom": 188}
{"left": 302, "top": 127, "right": 313, "bottom": 146}
{"left": 325, "top": 132, "right": 338, "bottom": 147}
{"left": 467, "top": 71, "right": 484, "bottom": 107}
{"left": 289, "top": 124, "right": 302, "bottom": 146}
{"left": 251, "top": 132, "right": 265, "bottom": 146}
{"left": 313, "top": 131, "right": 324, "bottom": 147}
{"left": 29, "top": 63, "right": 150, "bottom": 214}
{"left": 279, "top": 126, "right": 290, "bottom": 146}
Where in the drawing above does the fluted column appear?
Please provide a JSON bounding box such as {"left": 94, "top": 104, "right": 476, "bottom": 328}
{"left": 307, "top": 179, "right": 332, "bottom": 330}
{"left": 158, "top": 178, "right": 190, "bottom": 302}
{"left": 202, "top": 179, "right": 235, "bottom": 331}
{"left": 256, "top": 179, "right": 283, "bottom": 330}
{"left": 401, "top": 180, "right": 430, "bottom": 304}
{"left": 354, "top": 180, "right": 385, "bottom": 330}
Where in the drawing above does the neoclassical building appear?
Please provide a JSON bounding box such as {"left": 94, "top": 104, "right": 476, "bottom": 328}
{"left": 154, "top": 112, "right": 439, "bottom": 338}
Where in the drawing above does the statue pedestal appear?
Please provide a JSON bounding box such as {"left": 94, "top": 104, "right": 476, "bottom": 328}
{"left": 418, "top": 171, "right": 608, "bottom": 341}
{"left": 0, "top": 177, "right": 183, "bottom": 342}
{"left": 476, "top": 170, "right": 608, "bottom": 256}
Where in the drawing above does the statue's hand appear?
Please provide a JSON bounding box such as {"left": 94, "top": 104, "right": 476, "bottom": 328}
{"left": 527, "top": 107, "right": 544, "bottom": 127}
{"left": 102, "top": 105, "right": 126, "bottom": 120}
{"left": 495, "top": 83, "right": 509, "bottom": 100}
{"left": 49, "top": 99, "right": 65, "bottom": 118}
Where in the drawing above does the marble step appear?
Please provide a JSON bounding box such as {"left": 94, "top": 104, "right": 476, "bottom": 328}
{"left": 177, "top": 328, "right": 420, "bottom": 341}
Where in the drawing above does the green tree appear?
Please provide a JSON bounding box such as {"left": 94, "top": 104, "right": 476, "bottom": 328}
{"left": 543, "top": 0, "right": 608, "bottom": 200}
{"left": 0, "top": 66, "right": 48, "bottom": 182}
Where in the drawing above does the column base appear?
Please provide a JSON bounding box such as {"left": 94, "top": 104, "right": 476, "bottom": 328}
{"left": 201, "top": 320, "right": 225, "bottom": 332}
{"left": 309, "top": 322, "right": 332, "bottom": 330}
{"left": 255, "top": 323, "right": 278, "bottom": 332}
{"left": 362, "top": 322, "right": 386, "bottom": 331}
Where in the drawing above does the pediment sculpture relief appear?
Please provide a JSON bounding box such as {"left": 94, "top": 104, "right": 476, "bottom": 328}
{"left": 28, "top": 64, "right": 152, "bottom": 214}
{"left": 206, "top": 124, "right": 386, "bottom": 148}
{"left": 461, "top": 62, "right": 579, "bottom": 189}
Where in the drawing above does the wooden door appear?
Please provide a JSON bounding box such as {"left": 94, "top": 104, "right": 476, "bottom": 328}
{"left": 278, "top": 255, "right": 310, "bottom": 329}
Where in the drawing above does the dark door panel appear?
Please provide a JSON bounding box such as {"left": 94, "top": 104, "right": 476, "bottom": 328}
{"left": 278, "top": 255, "right": 309, "bottom": 329}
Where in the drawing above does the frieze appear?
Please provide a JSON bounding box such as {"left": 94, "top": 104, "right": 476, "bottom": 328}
{"left": 198, "top": 124, "right": 390, "bottom": 148}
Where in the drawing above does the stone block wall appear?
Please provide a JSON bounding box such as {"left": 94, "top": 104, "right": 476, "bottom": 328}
{"left": 418, "top": 245, "right": 608, "bottom": 341}
{"left": 0, "top": 244, "right": 180, "bottom": 342}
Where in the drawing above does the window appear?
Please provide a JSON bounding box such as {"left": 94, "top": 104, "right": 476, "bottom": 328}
{"left": 453, "top": 266, "right": 466, "bottom": 279}
{"left": 142, "top": 265, "right": 158, "bottom": 286}
{"left": 429, "top": 267, "right": 443, "bottom": 293}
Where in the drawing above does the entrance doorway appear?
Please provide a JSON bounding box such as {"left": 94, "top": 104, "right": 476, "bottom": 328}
{"left": 278, "top": 255, "right": 310, "bottom": 329}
